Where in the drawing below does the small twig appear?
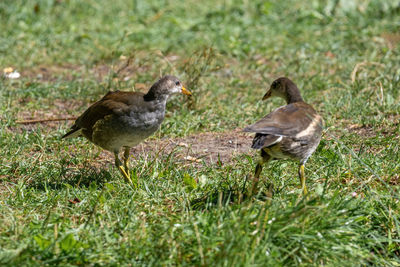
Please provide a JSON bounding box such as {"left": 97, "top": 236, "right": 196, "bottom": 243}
{"left": 115, "top": 55, "right": 134, "bottom": 76}
{"left": 351, "top": 61, "right": 385, "bottom": 83}
{"left": 105, "top": 49, "right": 134, "bottom": 90}
{"left": 15, "top": 117, "right": 77, "bottom": 124}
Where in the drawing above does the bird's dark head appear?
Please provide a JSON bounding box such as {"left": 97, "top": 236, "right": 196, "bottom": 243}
{"left": 145, "top": 75, "right": 191, "bottom": 101}
{"left": 262, "top": 77, "right": 303, "bottom": 104}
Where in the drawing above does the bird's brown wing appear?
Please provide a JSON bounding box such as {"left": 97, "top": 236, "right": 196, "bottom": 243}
{"left": 62, "top": 91, "right": 145, "bottom": 139}
{"left": 243, "top": 102, "right": 318, "bottom": 138}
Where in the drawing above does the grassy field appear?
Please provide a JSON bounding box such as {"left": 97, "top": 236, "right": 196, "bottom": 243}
{"left": 1, "top": 0, "right": 400, "bottom": 265}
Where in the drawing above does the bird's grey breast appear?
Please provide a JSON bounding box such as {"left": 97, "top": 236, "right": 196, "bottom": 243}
{"left": 120, "top": 106, "right": 164, "bottom": 132}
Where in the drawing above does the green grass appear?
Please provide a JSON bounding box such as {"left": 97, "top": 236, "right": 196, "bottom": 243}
{"left": 1, "top": 0, "right": 400, "bottom": 265}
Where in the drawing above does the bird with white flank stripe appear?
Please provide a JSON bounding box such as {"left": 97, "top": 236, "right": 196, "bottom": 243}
{"left": 244, "top": 77, "right": 323, "bottom": 196}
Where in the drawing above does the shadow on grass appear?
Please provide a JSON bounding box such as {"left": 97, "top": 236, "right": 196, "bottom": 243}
{"left": 190, "top": 188, "right": 242, "bottom": 210}
{"left": 28, "top": 167, "right": 112, "bottom": 191}
{"left": 190, "top": 183, "right": 276, "bottom": 210}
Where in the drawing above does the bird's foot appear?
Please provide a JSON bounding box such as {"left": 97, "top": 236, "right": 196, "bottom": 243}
{"left": 302, "top": 186, "right": 308, "bottom": 196}
{"left": 118, "top": 165, "right": 133, "bottom": 186}
{"left": 296, "top": 186, "right": 309, "bottom": 202}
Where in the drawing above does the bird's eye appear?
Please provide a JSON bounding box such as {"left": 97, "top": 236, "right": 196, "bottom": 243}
{"left": 175, "top": 81, "right": 180, "bottom": 86}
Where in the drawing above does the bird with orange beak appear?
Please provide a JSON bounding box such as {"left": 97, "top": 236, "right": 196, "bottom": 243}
{"left": 63, "top": 75, "right": 191, "bottom": 184}
{"left": 244, "top": 77, "right": 323, "bottom": 196}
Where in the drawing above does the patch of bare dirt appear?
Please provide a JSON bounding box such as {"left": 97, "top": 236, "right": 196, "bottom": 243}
{"left": 347, "top": 124, "right": 376, "bottom": 138}
{"left": 67, "top": 129, "right": 254, "bottom": 169}
{"left": 345, "top": 116, "right": 399, "bottom": 139}
{"left": 130, "top": 128, "right": 253, "bottom": 165}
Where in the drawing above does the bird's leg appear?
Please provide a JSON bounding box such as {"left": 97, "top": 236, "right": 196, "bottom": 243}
{"left": 250, "top": 161, "right": 263, "bottom": 195}
{"left": 123, "top": 147, "right": 137, "bottom": 187}
{"left": 250, "top": 150, "right": 271, "bottom": 196}
{"left": 298, "top": 164, "right": 308, "bottom": 195}
{"left": 114, "top": 151, "right": 132, "bottom": 184}
{"left": 123, "top": 147, "right": 130, "bottom": 175}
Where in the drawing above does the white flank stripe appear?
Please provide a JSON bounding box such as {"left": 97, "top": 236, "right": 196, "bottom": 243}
{"left": 269, "top": 136, "right": 283, "bottom": 146}
{"left": 295, "top": 115, "right": 321, "bottom": 138}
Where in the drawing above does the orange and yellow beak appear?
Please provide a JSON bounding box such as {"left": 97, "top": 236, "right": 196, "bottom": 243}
{"left": 181, "top": 86, "right": 192, "bottom": 96}
{"left": 262, "top": 90, "right": 272, "bottom": 101}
